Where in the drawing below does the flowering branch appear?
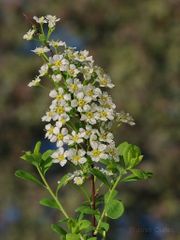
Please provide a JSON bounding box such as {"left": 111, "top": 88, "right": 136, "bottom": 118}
{"left": 15, "top": 15, "right": 152, "bottom": 240}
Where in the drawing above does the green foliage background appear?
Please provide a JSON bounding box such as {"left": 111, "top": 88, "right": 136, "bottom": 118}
{"left": 0, "top": 0, "right": 179, "bottom": 239}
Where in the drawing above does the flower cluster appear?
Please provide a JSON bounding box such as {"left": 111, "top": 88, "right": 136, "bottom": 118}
{"left": 24, "top": 15, "right": 131, "bottom": 184}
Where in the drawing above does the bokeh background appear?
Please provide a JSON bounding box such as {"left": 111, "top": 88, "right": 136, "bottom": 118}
{"left": 0, "top": 0, "right": 179, "bottom": 239}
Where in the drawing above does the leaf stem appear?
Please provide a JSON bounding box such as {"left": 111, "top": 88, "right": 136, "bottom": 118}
{"left": 90, "top": 171, "right": 96, "bottom": 235}
{"left": 36, "top": 166, "right": 69, "bottom": 219}
{"left": 94, "top": 175, "right": 121, "bottom": 235}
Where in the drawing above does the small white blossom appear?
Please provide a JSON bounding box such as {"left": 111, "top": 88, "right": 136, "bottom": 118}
{"left": 39, "top": 64, "right": 48, "bottom": 76}
{"left": 88, "top": 142, "right": 108, "bottom": 162}
{"left": 45, "top": 123, "right": 55, "bottom": 139}
{"left": 66, "top": 78, "right": 83, "bottom": 94}
{"left": 23, "top": 29, "right": 35, "bottom": 40}
{"left": 68, "top": 149, "right": 87, "bottom": 165}
{"left": 75, "top": 50, "right": 93, "bottom": 63}
{"left": 98, "top": 128, "right": 114, "bottom": 143}
{"left": 71, "top": 92, "right": 91, "bottom": 112}
{"left": 51, "top": 148, "right": 68, "bottom": 167}
{"left": 33, "top": 16, "right": 47, "bottom": 24}
{"left": 55, "top": 114, "right": 70, "bottom": 128}
{"left": 51, "top": 127, "right": 69, "bottom": 147}
{"left": 49, "top": 88, "right": 71, "bottom": 103}
{"left": 50, "top": 54, "right": 69, "bottom": 71}
{"left": 97, "top": 107, "right": 115, "bottom": 121}
{"left": 42, "top": 110, "right": 54, "bottom": 122}
{"left": 84, "top": 85, "right": 101, "bottom": 101}
{"left": 32, "top": 46, "right": 50, "bottom": 56}
{"left": 106, "top": 142, "right": 120, "bottom": 162}
{"left": 80, "top": 105, "right": 98, "bottom": 125}
{"left": 49, "top": 40, "right": 66, "bottom": 48}
{"left": 68, "top": 130, "right": 85, "bottom": 145}
{"left": 46, "top": 15, "right": 60, "bottom": 28}
{"left": 67, "top": 64, "right": 80, "bottom": 77}
{"left": 28, "top": 76, "right": 41, "bottom": 87}
{"left": 73, "top": 176, "right": 84, "bottom": 185}
{"left": 52, "top": 74, "right": 62, "bottom": 83}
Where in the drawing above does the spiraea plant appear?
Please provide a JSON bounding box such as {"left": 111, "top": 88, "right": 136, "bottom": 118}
{"left": 16, "top": 15, "right": 152, "bottom": 240}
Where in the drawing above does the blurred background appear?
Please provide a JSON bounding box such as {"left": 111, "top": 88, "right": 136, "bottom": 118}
{"left": 0, "top": 0, "right": 179, "bottom": 239}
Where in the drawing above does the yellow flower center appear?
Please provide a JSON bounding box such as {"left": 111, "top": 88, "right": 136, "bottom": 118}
{"left": 72, "top": 135, "right": 79, "bottom": 142}
{"left": 92, "top": 150, "right": 101, "bottom": 157}
{"left": 100, "top": 111, "right": 108, "bottom": 118}
{"left": 70, "top": 84, "right": 78, "bottom": 92}
{"left": 87, "top": 112, "right": 93, "bottom": 119}
{"left": 78, "top": 99, "right": 85, "bottom": 107}
{"left": 57, "top": 133, "right": 63, "bottom": 141}
{"left": 56, "top": 106, "right": 65, "bottom": 114}
{"left": 58, "top": 155, "right": 65, "bottom": 161}
{"left": 73, "top": 155, "right": 81, "bottom": 162}
{"left": 54, "top": 60, "right": 62, "bottom": 67}
{"left": 56, "top": 94, "right": 63, "bottom": 101}
{"left": 100, "top": 79, "right": 108, "bottom": 85}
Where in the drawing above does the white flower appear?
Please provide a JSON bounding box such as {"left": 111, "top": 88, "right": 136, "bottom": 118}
{"left": 97, "top": 107, "right": 115, "bottom": 121}
{"left": 32, "top": 46, "right": 50, "bottom": 56}
{"left": 71, "top": 92, "right": 91, "bottom": 112}
{"left": 79, "top": 125, "right": 94, "bottom": 139}
{"left": 50, "top": 102, "right": 72, "bottom": 121}
{"left": 80, "top": 105, "right": 98, "bottom": 125}
{"left": 50, "top": 54, "right": 69, "bottom": 71}
{"left": 49, "top": 88, "right": 71, "bottom": 103}
{"left": 84, "top": 85, "right": 101, "bottom": 101}
{"left": 51, "top": 148, "right": 68, "bottom": 167}
{"left": 98, "top": 128, "right": 114, "bottom": 143}
{"left": 68, "top": 130, "right": 85, "bottom": 145}
{"left": 67, "top": 64, "right": 80, "bottom": 77}
{"left": 49, "top": 40, "right": 66, "bottom": 48}
{"left": 45, "top": 123, "right": 55, "bottom": 139}
{"left": 66, "top": 78, "right": 83, "bottom": 93}
{"left": 51, "top": 127, "right": 69, "bottom": 147}
{"left": 88, "top": 142, "right": 108, "bottom": 162}
{"left": 33, "top": 16, "right": 47, "bottom": 24}
{"left": 23, "top": 29, "right": 35, "bottom": 40}
{"left": 75, "top": 50, "right": 93, "bottom": 63}
{"left": 39, "top": 64, "right": 48, "bottom": 76}
{"left": 42, "top": 110, "right": 54, "bottom": 122}
{"left": 98, "top": 74, "right": 114, "bottom": 88}
{"left": 73, "top": 176, "right": 84, "bottom": 185}
{"left": 46, "top": 15, "right": 60, "bottom": 28}
{"left": 28, "top": 76, "right": 41, "bottom": 87}
{"left": 106, "top": 142, "right": 119, "bottom": 162}
{"left": 55, "top": 114, "right": 70, "bottom": 128}
{"left": 68, "top": 149, "right": 87, "bottom": 165}
{"left": 52, "top": 74, "right": 62, "bottom": 82}
{"left": 81, "top": 65, "right": 94, "bottom": 80}
{"left": 98, "top": 92, "right": 116, "bottom": 109}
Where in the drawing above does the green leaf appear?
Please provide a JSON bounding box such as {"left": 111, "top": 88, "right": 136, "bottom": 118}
{"left": 34, "top": 141, "right": 41, "bottom": 155}
{"left": 66, "top": 233, "right": 80, "bottom": 240}
{"left": 78, "top": 220, "right": 91, "bottom": 231}
{"left": 88, "top": 238, "right": 97, "bottom": 240}
{"left": 15, "top": 170, "right": 44, "bottom": 187}
{"left": 51, "top": 223, "right": 67, "bottom": 236}
{"left": 100, "top": 222, "right": 109, "bottom": 232}
{"left": 75, "top": 206, "right": 98, "bottom": 215}
{"left": 104, "top": 190, "right": 118, "bottom": 204}
{"left": 42, "top": 150, "right": 53, "bottom": 161}
{"left": 39, "top": 198, "right": 59, "bottom": 209}
{"left": 130, "top": 169, "right": 153, "bottom": 180}
{"left": 118, "top": 142, "right": 143, "bottom": 169}
{"left": 106, "top": 200, "right": 124, "bottom": 219}
{"left": 91, "top": 168, "right": 110, "bottom": 186}
{"left": 56, "top": 174, "right": 71, "bottom": 194}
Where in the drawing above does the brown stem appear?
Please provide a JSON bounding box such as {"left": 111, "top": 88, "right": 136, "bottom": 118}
{"left": 91, "top": 172, "right": 96, "bottom": 235}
